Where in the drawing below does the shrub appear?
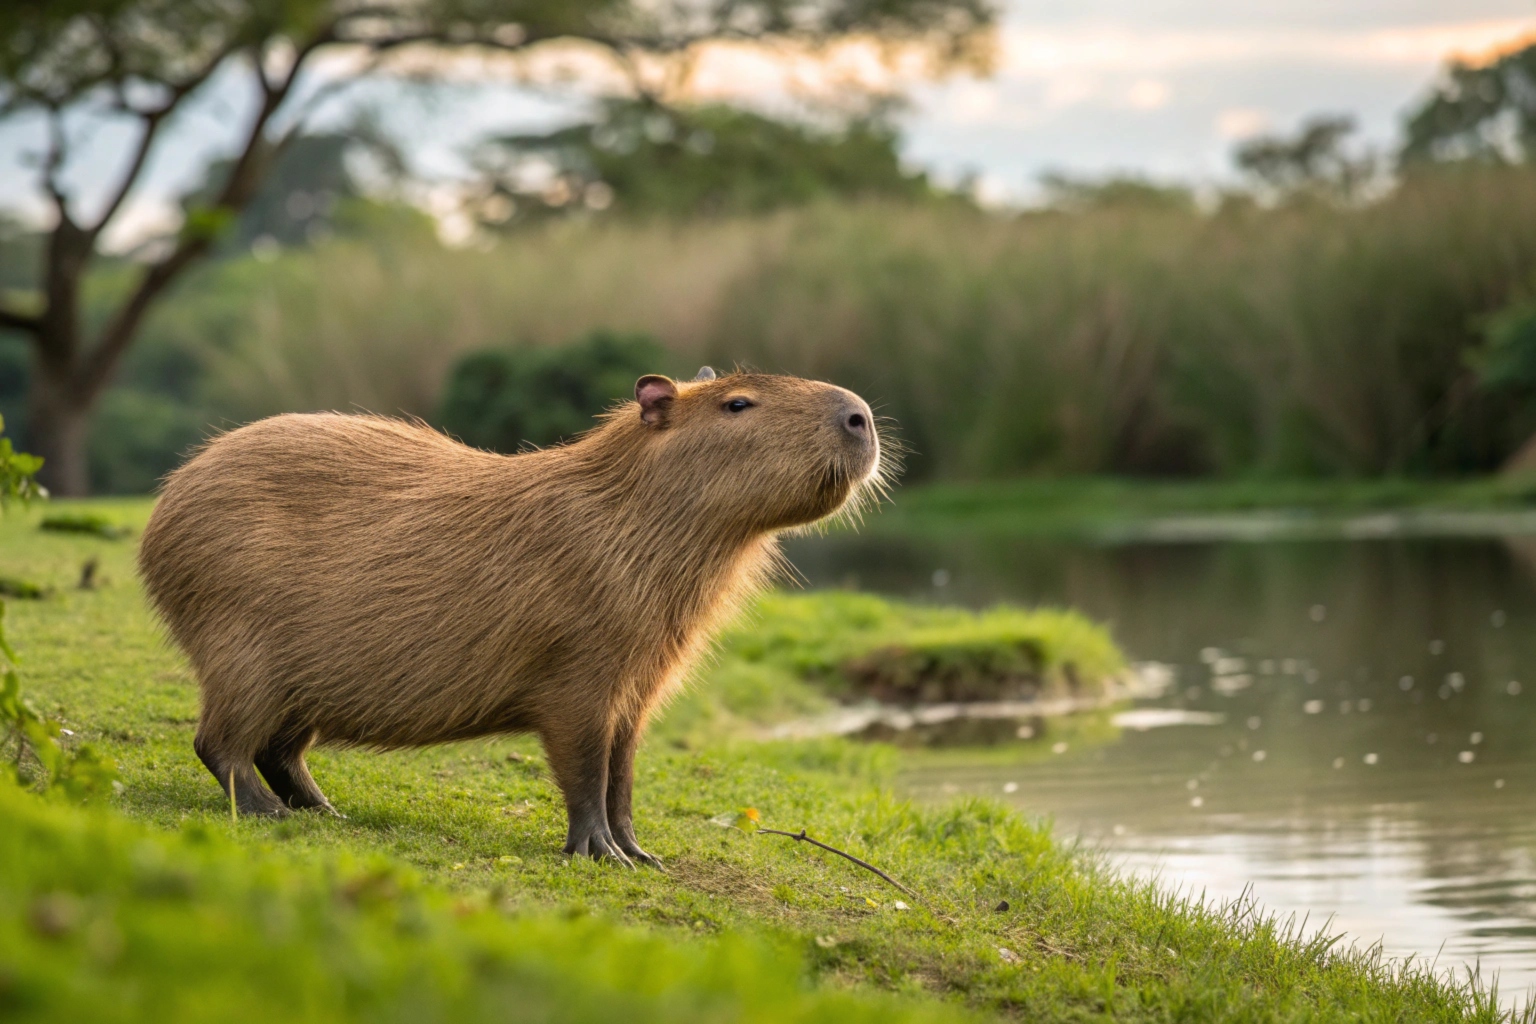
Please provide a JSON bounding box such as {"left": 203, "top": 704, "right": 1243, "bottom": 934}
{"left": 436, "top": 330, "right": 667, "bottom": 452}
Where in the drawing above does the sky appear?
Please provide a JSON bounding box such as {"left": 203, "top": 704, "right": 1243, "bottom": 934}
{"left": 1, "top": 0, "right": 1533, "bottom": 246}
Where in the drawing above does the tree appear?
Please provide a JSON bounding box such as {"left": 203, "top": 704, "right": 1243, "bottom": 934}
{"left": 1233, "top": 115, "right": 1378, "bottom": 204}
{"left": 438, "top": 330, "right": 664, "bottom": 451}
{"left": 0, "top": 0, "right": 995, "bottom": 495}
{"left": 466, "top": 97, "right": 943, "bottom": 226}
{"left": 181, "top": 122, "right": 407, "bottom": 253}
{"left": 1401, "top": 40, "right": 1536, "bottom": 165}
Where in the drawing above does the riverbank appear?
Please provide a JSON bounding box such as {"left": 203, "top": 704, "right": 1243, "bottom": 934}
{"left": 871, "top": 477, "right": 1536, "bottom": 540}
{"left": 1, "top": 499, "right": 1526, "bottom": 1022}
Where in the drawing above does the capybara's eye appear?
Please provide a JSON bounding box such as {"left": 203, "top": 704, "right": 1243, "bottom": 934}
{"left": 724, "top": 398, "right": 754, "bottom": 413}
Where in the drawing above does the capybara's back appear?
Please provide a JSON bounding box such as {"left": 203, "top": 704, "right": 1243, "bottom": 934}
{"left": 140, "top": 371, "right": 882, "bottom": 863}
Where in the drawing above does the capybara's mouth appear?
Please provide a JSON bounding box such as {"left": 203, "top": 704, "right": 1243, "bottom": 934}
{"left": 817, "top": 458, "right": 865, "bottom": 513}
{"left": 816, "top": 462, "right": 846, "bottom": 506}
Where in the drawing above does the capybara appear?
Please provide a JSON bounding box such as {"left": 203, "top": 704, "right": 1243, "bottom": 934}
{"left": 139, "top": 369, "right": 883, "bottom": 864}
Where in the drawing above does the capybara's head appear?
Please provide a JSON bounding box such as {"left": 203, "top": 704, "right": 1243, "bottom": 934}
{"left": 617, "top": 368, "right": 886, "bottom": 535}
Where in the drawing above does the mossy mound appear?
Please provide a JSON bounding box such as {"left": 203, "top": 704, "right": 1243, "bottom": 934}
{"left": 719, "top": 592, "right": 1123, "bottom": 705}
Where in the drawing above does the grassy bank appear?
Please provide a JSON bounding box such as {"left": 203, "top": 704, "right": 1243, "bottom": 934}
{"left": 1, "top": 498, "right": 1526, "bottom": 1021}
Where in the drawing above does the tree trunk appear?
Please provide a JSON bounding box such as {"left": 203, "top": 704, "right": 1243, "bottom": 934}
{"left": 27, "top": 357, "right": 93, "bottom": 498}
{"left": 1502, "top": 429, "right": 1536, "bottom": 478}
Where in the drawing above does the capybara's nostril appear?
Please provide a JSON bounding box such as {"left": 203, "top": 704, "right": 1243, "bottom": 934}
{"left": 844, "top": 410, "right": 868, "bottom": 436}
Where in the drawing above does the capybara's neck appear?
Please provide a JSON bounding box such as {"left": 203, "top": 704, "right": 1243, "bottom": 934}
{"left": 489, "top": 418, "right": 782, "bottom": 673}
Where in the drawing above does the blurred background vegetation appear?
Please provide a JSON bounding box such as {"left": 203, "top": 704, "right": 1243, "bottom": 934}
{"left": 6, "top": 30, "right": 1536, "bottom": 492}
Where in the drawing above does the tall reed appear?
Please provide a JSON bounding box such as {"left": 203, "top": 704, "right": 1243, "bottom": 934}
{"left": 136, "top": 165, "right": 1536, "bottom": 480}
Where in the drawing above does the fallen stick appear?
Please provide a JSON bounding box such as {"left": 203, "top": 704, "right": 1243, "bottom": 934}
{"left": 756, "top": 828, "right": 921, "bottom": 901}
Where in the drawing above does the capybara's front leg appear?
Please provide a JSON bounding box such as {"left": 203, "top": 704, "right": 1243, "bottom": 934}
{"left": 194, "top": 729, "right": 288, "bottom": 817}
{"left": 543, "top": 720, "right": 633, "bottom": 866}
{"left": 606, "top": 718, "right": 661, "bottom": 867}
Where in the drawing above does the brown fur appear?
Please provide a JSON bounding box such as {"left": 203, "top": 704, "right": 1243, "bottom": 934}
{"left": 138, "top": 371, "right": 883, "bottom": 864}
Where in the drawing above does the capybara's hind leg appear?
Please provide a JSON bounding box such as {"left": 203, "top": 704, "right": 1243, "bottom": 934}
{"left": 255, "top": 726, "right": 338, "bottom": 814}
{"left": 542, "top": 719, "right": 633, "bottom": 866}
{"left": 194, "top": 729, "right": 287, "bottom": 817}
{"left": 605, "top": 718, "right": 661, "bottom": 867}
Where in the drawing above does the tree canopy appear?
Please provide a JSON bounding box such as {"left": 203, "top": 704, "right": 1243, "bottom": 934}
{"left": 1401, "top": 39, "right": 1536, "bottom": 164}
{"left": 467, "top": 99, "right": 944, "bottom": 224}
{"left": 1233, "top": 115, "right": 1377, "bottom": 204}
{"left": 0, "top": 0, "right": 996, "bottom": 494}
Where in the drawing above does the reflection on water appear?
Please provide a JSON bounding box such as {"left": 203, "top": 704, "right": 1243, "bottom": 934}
{"left": 785, "top": 531, "right": 1536, "bottom": 999}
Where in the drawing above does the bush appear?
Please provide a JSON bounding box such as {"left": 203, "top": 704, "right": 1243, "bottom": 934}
{"left": 88, "top": 390, "right": 208, "bottom": 495}
{"left": 436, "top": 331, "right": 667, "bottom": 453}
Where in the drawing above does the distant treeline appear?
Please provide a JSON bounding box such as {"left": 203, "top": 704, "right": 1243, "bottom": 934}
{"left": 4, "top": 165, "right": 1536, "bottom": 491}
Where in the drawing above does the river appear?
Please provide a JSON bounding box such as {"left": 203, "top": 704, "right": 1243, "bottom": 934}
{"left": 787, "top": 527, "right": 1536, "bottom": 1002}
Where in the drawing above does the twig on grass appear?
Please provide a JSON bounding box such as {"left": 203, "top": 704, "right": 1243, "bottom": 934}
{"left": 756, "top": 828, "right": 921, "bottom": 901}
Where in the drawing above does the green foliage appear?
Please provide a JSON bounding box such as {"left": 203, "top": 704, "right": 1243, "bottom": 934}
{"left": 177, "top": 205, "right": 236, "bottom": 245}
{"left": 0, "top": 0, "right": 995, "bottom": 111}
{"left": 1402, "top": 40, "right": 1536, "bottom": 165}
{"left": 0, "top": 422, "right": 118, "bottom": 803}
{"left": 0, "top": 577, "right": 47, "bottom": 600}
{"left": 1476, "top": 297, "right": 1536, "bottom": 389}
{"left": 470, "top": 99, "right": 948, "bottom": 225}
{"left": 437, "top": 330, "right": 666, "bottom": 452}
{"left": 39, "top": 513, "right": 129, "bottom": 539}
{"left": 0, "top": 659, "right": 120, "bottom": 801}
{"left": 86, "top": 389, "right": 207, "bottom": 496}
{"left": 0, "top": 414, "right": 43, "bottom": 506}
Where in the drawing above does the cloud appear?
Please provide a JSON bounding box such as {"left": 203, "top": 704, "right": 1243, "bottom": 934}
{"left": 995, "top": 17, "right": 1536, "bottom": 77}
{"left": 1215, "top": 108, "right": 1272, "bottom": 141}
{"left": 1125, "top": 79, "right": 1171, "bottom": 110}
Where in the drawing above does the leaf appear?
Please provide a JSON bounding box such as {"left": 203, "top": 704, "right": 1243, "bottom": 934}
{"left": 731, "top": 807, "right": 761, "bottom": 832}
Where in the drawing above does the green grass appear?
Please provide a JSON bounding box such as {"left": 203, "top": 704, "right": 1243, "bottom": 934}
{"left": 1, "top": 497, "right": 1527, "bottom": 1022}
{"left": 37, "top": 512, "right": 132, "bottom": 539}
{"left": 869, "top": 476, "right": 1536, "bottom": 538}
{"left": 712, "top": 590, "right": 1123, "bottom": 706}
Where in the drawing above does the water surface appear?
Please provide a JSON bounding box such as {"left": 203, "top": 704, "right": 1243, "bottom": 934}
{"left": 786, "top": 530, "right": 1536, "bottom": 998}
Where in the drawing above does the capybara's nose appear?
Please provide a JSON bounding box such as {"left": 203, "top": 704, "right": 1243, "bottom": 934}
{"left": 840, "top": 397, "right": 873, "bottom": 441}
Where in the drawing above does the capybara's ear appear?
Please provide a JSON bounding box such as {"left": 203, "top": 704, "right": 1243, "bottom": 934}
{"left": 636, "top": 375, "right": 678, "bottom": 426}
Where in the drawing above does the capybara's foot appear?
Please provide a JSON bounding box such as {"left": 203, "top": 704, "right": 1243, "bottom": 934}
{"left": 624, "top": 845, "right": 663, "bottom": 868}
{"left": 245, "top": 799, "right": 291, "bottom": 819}
{"left": 614, "top": 829, "right": 663, "bottom": 868}
{"left": 563, "top": 823, "right": 635, "bottom": 867}
{"left": 197, "top": 732, "right": 289, "bottom": 818}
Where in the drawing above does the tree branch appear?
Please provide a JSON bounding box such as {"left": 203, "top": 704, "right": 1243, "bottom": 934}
{"left": 86, "top": 111, "right": 167, "bottom": 239}
{"left": 40, "top": 106, "right": 74, "bottom": 229}
{"left": 88, "top": 35, "right": 249, "bottom": 239}
{"left": 79, "top": 29, "right": 336, "bottom": 398}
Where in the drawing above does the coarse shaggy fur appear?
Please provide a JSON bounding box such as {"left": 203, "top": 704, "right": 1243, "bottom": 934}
{"left": 139, "top": 370, "right": 885, "bottom": 864}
